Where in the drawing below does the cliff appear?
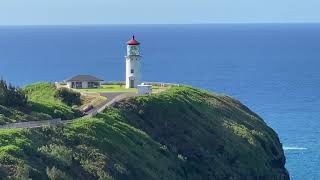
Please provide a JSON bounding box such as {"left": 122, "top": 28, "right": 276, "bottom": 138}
{"left": 0, "top": 86, "right": 289, "bottom": 179}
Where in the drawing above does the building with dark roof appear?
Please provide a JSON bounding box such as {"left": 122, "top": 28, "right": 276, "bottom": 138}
{"left": 65, "top": 75, "right": 103, "bottom": 89}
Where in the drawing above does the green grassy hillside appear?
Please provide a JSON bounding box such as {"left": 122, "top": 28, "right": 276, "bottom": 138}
{"left": 0, "top": 86, "right": 289, "bottom": 180}
{"left": 111, "top": 86, "right": 289, "bottom": 179}
{"left": 0, "top": 82, "right": 81, "bottom": 125}
{"left": 0, "top": 105, "right": 42, "bottom": 125}
{"left": 23, "top": 83, "right": 81, "bottom": 120}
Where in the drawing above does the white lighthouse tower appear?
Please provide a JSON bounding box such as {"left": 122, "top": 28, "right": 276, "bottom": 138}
{"left": 125, "top": 36, "right": 142, "bottom": 88}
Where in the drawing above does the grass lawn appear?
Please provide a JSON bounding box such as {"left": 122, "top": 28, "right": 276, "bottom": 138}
{"left": 77, "top": 84, "right": 172, "bottom": 94}
{"left": 77, "top": 85, "right": 137, "bottom": 93}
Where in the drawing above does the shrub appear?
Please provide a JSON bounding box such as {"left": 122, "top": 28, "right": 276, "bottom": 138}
{"left": 29, "top": 112, "right": 52, "bottom": 120}
{"left": 55, "top": 88, "right": 81, "bottom": 106}
{"left": 14, "top": 164, "right": 30, "bottom": 180}
{"left": 0, "top": 79, "right": 27, "bottom": 107}
{"left": 39, "top": 144, "right": 73, "bottom": 166}
{"left": 0, "top": 114, "right": 11, "bottom": 125}
{"left": 53, "top": 109, "right": 64, "bottom": 118}
{"left": 46, "top": 166, "right": 71, "bottom": 180}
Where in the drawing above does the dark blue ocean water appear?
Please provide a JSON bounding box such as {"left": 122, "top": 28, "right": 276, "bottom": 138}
{"left": 0, "top": 24, "right": 319, "bottom": 179}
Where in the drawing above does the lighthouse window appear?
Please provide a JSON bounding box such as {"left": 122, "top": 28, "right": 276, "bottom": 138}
{"left": 131, "top": 69, "right": 134, "bottom": 73}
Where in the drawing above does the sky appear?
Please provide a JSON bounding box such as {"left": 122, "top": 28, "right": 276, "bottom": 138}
{"left": 0, "top": 0, "right": 320, "bottom": 25}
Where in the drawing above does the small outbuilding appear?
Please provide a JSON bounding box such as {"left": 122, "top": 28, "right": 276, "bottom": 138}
{"left": 137, "top": 83, "right": 152, "bottom": 95}
{"left": 65, "top": 75, "right": 103, "bottom": 89}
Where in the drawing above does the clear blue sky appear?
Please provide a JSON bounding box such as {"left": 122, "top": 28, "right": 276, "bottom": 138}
{"left": 0, "top": 0, "right": 320, "bottom": 25}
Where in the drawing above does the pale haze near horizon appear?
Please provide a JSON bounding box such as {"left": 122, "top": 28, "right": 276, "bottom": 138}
{"left": 0, "top": 0, "right": 320, "bottom": 25}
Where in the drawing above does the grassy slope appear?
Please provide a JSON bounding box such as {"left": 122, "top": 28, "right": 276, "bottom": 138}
{"left": 0, "top": 118, "right": 185, "bottom": 180}
{"left": 0, "top": 83, "right": 81, "bottom": 124}
{"left": 0, "top": 86, "right": 289, "bottom": 179}
{"left": 23, "top": 83, "right": 81, "bottom": 120}
{"left": 111, "top": 86, "right": 289, "bottom": 179}
{"left": 0, "top": 105, "right": 40, "bottom": 125}
{"left": 0, "top": 83, "right": 77, "bottom": 124}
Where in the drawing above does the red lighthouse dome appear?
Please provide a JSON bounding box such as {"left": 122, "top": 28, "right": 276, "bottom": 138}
{"left": 127, "top": 35, "right": 140, "bottom": 45}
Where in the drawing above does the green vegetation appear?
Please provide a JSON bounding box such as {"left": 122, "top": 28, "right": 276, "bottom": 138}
{"left": 0, "top": 82, "right": 83, "bottom": 124}
{"left": 0, "top": 81, "right": 59, "bottom": 124}
{"left": 23, "top": 83, "right": 81, "bottom": 120}
{"left": 0, "top": 86, "right": 289, "bottom": 179}
{"left": 0, "top": 79, "right": 27, "bottom": 108}
{"left": 55, "top": 88, "right": 81, "bottom": 106}
{"left": 111, "top": 86, "right": 289, "bottom": 179}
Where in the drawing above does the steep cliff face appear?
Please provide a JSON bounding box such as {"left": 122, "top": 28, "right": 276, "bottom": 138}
{"left": 0, "top": 86, "right": 289, "bottom": 180}
{"left": 111, "top": 86, "right": 289, "bottom": 179}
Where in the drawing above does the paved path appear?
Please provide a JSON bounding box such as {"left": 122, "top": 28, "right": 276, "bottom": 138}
{"left": 84, "top": 92, "right": 137, "bottom": 117}
{"left": 0, "top": 118, "right": 62, "bottom": 129}
{"left": 0, "top": 92, "right": 137, "bottom": 129}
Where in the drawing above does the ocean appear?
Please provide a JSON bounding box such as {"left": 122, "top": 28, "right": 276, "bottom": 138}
{"left": 0, "top": 24, "right": 319, "bottom": 179}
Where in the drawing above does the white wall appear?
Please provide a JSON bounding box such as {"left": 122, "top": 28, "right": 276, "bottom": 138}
{"left": 126, "top": 45, "right": 142, "bottom": 88}
{"left": 82, "top": 81, "right": 88, "bottom": 88}
{"left": 137, "top": 85, "right": 152, "bottom": 95}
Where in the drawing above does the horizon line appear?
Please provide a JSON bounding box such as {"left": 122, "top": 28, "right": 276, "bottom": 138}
{"left": 1, "top": 22, "right": 320, "bottom": 27}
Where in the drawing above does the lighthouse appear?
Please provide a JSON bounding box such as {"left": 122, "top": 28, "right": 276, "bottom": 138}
{"left": 125, "top": 36, "right": 142, "bottom": 88}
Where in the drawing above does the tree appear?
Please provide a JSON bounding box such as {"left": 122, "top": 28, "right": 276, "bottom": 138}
{"left": 0, "top": 79, "right": 27, "bottom": 107}
{"left": 55, "top": 88, "right": 81, "bottom": 106}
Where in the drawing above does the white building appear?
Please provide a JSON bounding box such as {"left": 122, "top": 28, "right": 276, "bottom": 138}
{"left": 137, "top": 83, "right": 152, "bottom": 95}
{"left": 125, "top": 36, "right": 142, "bottom": 88}
{"left": 65, "top": 75, "right": 103, "bottom": 89}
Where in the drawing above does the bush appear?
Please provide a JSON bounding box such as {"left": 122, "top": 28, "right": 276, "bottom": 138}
{"left": 0, "top": 79, "right": 27, "bottom": 107}
{"left": 29, "top": 112, "right": 52, "bottom": 120}
{"left": 14, "top": 164, "right": 30, "bottom": 180}
{"left": 55, "top": 88, "right": 81, "bottom": 106}
{"left": 46, "top": 166, "right": 71, "bottom": 180}
{"left": 53, "top": 109, "right": 64, "bottom": 118}
{"left": 0, "top": 114, "right": 11, "bottom": 125}
{"left": 39, "top": 144, "right": 73, "bottom": 166}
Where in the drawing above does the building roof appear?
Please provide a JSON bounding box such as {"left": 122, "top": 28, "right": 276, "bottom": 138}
{"left": 65, "top": 75, "right": 103, "bottom": 82}
{"left": 127, "top": 35, "right": 140, "bottom": 45}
